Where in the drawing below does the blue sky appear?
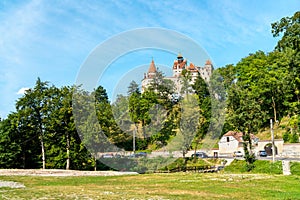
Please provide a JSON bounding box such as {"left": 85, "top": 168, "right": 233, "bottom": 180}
{"left": 0, "top": 0, "right": 299, "bottom": 118}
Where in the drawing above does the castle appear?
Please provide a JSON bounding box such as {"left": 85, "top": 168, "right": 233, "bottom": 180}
{"left": 141, "top": 53, "right": 213, "bottom": 94}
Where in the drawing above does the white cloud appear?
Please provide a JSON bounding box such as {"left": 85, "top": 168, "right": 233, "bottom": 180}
{"left": 16, "top": 87, "right": 30, "bottom": 95}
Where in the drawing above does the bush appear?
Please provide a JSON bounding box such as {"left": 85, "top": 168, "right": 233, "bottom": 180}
{"left": 163, "top": 158, "right": 186, "bottom": 172}
{"left": 224, "top": 159, "right": 283, "bottom": 174}
{"left": 252, "top": 160, "right": 282, "bottom": 174}
{"left": 290, "top": 133, "right": 299, "bottom": 143}
{"left": 290, "top": 162, "right": 300, "bottom": 175}
{"left": 283, "top": 132, "right": 289, "bottom": 142}
{"left": 224, "top": 159, "right": 247, "bottom": 173}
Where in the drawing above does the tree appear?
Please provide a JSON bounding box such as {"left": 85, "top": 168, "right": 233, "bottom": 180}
{"left": 127, "top": 81, "right": 140, "bottom": 95}
{"left": 272, "top": 11, "right": 300, "bottom": 53}
{"left": 16, "top": 78, "right": 50, "bottom": 169}
{"left": 111, "top": 95, "right": 134, "bottom": 150}
{"left": 0, "top": 116, "right": 21, "bottom": 168}
{"left": 227, "top": 86, "right": 261, "bottom": 170}
{"left": 46, "top": 86, "right": 79, "bottom": 170}
{"left": 174, "top": 94, "right": 200, "bottom": 158}
{"left": 148, "top": 70, "right": 175, "bottom": 109}
{"left": 272, "top": 11, "right": 300, "bottom": 115}
{"left": 180, "top": 69, "right": 193, "bottom": 96}
{"left": 73, "top": 86, "right": 113, "bottom": 171}
{"left": 191, "top": 75, "right": 211, "bottom": 155}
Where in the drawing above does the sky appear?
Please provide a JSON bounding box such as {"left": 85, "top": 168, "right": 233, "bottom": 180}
{"left": 0, "top": 0, "right": 299, "bottom": 118}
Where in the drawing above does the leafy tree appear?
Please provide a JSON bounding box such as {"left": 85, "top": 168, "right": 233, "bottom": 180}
{"left": 148, "top": 70, "right": 174, "bottom": 109}
{"left": 111, "top": 95, "right": 133, "bottom": 150}
{"left": 15, "top": 78, "right": 50, "bottom": 169}
{"left": 272, "top": 11, "right": 300, "bottom": 53}
{"left": 191, "top": 75, "right": 211, "bottom": 153}
{"left": 73, "top": 86, "right": 112, "bottom": 170}
{"left": 0, "top": 116, "right": 21, "bottom": 168}
{"left": 127, "top": 80, "right": 140, "bottom": 95}
{"left": 128, "top": 90, "right": 141, "bottom": 141}
{"left": 180, "top": 69, "right": 193, "bottom": 95}
{"left": 272, "top": 11, "right": 300, "bottom": 116}
{"left": 176, "top": 94, "right": 200, "bottom": 157}
{"left": 45, "top": 85, "right": 88, "bottom": 170}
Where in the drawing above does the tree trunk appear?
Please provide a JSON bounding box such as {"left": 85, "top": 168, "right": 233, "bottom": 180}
{"left": 40, "top": 135, "right": 46, "bottom": 169}
{"left": 94, "top": 156, "right": 97, "bottom": 171}
{"left": 272, "top": 96, "right": 277, "bottom": 123}
{"left": 66, "top": 131, "right": 70, "bottom": 170}
{"left": 36, "top": 109, "right": 46, "bottom": 169}
{"left": 193, "top": 139, "right": 200, "bottom": 163}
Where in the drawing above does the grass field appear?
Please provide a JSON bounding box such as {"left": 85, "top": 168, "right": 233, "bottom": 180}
{"left": 1, "top": 172, "right": 300, "bottom": 200}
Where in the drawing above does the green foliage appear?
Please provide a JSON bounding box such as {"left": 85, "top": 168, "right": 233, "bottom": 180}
{"left": 283, "top": 132, "right": 290, "bottom": 142}
{"left": 225, "top": 159, "right": 282, "bottom": 174}
{"left": 272, "top": 11, "right": 300, "bottom": 115}
{"left": 290, "top": 162, "right": 300, "bottom": 175}
{"left": 272, "top": 11, "right": 300, "bottom": 53}
{"left": 161, "top": 158, "right": 186, "bottom": 171}
{"left": 252, "top": 160, "right": 282, "bottom": 174}
{"left": 0, "top": 118, "right": 22, "bottom": 168}
{"left": 290, "top": 133, "right": 299, "bottom": 143}
{"left": 224, "top": 159, "right": 248, "bottom": 173}
{"left": 0, "top": 79, "right": 96, "bottom": 170}
{"left": 283, "top": 131, "right": 300, "bottom": 143}
{"left": 127, "top": 80, "right": 140, "bottom": 95}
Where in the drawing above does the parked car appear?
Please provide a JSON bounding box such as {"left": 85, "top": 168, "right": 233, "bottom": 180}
{"left": 191, "top": 152, "right": 208, "bottom": 158}
{"left": 233, "top": 151, "right": 243, "bottom": 157}
{"left": 101, "top": 153, "right": 114, "bottom": 158}
{"left": 129, "top": 152, "right": 147, "bottom": 158}
{"left": 258, "top": 150, "right": 268, "bottom": 157}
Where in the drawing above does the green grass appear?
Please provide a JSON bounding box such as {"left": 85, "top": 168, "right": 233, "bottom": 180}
{"left": 1, "top": 173, "right": 300, "bottom": 199}
{"left": 224, "top": 159, "right": 283, "bottom": 174}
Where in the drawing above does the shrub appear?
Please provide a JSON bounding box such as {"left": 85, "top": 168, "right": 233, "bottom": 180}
{"left": 224, "top": 159, "right": 283, "bottom": 174}
{"left": 224, "top": 159, "right": 247, "bottom": 173}
{"left": 283, "top": 132, "right": 289, "bottom": 142}
{"left": 290, "top": 162, "right": 300, "bottom": 175}
{"left": 252, "top": 160, "right": 282, "bottom": 174}
{"left": 290, "top": 133, "right": 299, "bottom": 143}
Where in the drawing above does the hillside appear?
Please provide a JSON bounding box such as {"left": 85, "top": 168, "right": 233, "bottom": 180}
{"left": 255, "top": 117, "right": 290, "bottom": 140}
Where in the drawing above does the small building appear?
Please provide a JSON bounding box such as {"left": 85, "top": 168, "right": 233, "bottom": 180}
{"left": 218, "top": 131, "right": 258, "bottom": 156}
{"left": 255, "top": 139, "right": 284, "bottom": 156}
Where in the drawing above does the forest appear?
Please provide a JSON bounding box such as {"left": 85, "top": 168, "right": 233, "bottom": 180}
{"left": 0, "top": 12, "right": 299, "bottom": 170}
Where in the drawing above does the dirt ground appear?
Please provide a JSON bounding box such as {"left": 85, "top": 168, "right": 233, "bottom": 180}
{"left": 0, "top": 169, "right": 138, "bottom": 176}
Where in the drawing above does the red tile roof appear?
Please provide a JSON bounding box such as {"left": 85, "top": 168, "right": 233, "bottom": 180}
{"left": 205, "top": 60, "right": 212, "bottom": 65}
{"left": 148, "top": 59, "right": 157, "bottom": 73}
{"left": 224, "top": 131, "right": 257, "bottom": 142}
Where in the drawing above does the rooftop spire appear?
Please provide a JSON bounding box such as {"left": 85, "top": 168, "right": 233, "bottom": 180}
{"left": 148, "top": 58, "right": 157, "bottom": 73}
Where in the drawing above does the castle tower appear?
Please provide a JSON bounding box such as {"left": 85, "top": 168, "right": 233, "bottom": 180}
{"left": 172, "top": 53, "right": 187, "bottom": 77}
{"left": 141, "top": 59, "right": 157, "bottom": 93}
{"left": 198, "top": 60, "right": 213, "bottom": 82}
{"left": 147, "top": 59, "right": 157, "bottom": 78}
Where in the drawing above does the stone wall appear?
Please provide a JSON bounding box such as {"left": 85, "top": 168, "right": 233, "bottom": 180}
{"left": 282, "top": 143, "right": 300, "bottom": 157}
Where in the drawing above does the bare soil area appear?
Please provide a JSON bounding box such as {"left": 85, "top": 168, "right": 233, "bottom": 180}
{"left": 0, "top": 169, "right": 138, "bottom": 177}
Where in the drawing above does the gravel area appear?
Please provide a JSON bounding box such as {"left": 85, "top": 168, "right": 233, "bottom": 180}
{"left": 0, "top": 169, "right": 138, "bottom": 177}
{"left": 0, "top": 181, "right": 25, "bottom": 188}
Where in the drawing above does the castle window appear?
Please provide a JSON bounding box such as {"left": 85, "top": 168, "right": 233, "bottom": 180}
{"left": 227, "top": 137, "right": 230, "bottom": 142}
